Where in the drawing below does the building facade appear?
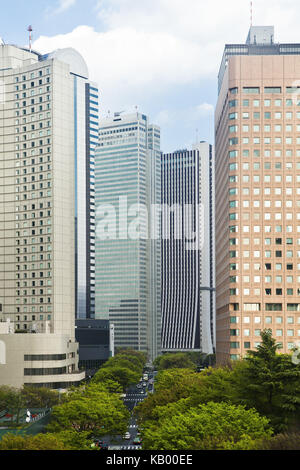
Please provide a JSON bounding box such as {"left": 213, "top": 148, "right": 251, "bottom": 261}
{"left": 161, "top": 142, "right": 215, "bottom": 354}
{"left": 215, "top": 26, "right": 300, "bottom": 363}
{"left": 75, "top": 319, "right": 112, "bottom": 376}
{"left": 43, "top": 49, "right": 98, "bottom": 320}
{"left": 95, "top": 112, "right": 161, "bottom": 360}
{"left": 0, "top": 44, "right": 86, "bottom": 387}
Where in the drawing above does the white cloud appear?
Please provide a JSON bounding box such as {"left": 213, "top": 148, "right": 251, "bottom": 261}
{"left": 95, "top": 0, "right": 300, "bottom": 44}
{"left": 49, "top": 0, "right": 76, "bottom": 16}
{"left": 33, "top": 23, "right": 219, "bottom": 114}
{"left": 33, "top": 0, "right": 300, "bottom": 146}
{"left": 154, "top": 104, "right": 214, "bottom": 128}
{"left": 195, "top": 103, "right": 214, "bottom": 116}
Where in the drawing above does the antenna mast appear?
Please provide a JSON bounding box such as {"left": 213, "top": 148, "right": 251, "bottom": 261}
{"left": 27, "top": 25, "right": 33, "bottom": 52}
{"left": 250, "top": 1, "right": 253, "bottom": 26}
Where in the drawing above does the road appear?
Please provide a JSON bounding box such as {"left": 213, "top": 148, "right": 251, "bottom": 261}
{"left": 106, "top": 372, "right": 156, "bottom": 450}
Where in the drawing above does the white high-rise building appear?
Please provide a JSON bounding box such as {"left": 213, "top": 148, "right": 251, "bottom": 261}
{"left": 0, "top": 44, "right": 89, "bottom": 388}
{"left": 43, "top": 48, "right": 99, "bottom": 320}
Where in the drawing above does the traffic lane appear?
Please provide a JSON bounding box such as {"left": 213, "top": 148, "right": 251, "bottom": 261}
{"left": 98, "top": 384, "right": 147, "bottom": 448}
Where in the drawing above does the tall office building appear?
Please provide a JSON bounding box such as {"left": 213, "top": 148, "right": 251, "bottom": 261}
{"left": 0, "top": 44, "right": 88, "bottom": 387}
{"left": 95, "top": 112, "right": 161, "bottom": 360}
{"left": 216, "top": 26, "right": 300, "bottom": 363}
{"left": 42, "top": 49, "right": 99, "bottom": 320}
{"left": 161, "top": 142, "right": 215, "bottom": 354}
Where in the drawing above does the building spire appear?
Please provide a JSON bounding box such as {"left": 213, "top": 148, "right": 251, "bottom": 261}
{"left": 27, "top": 25, "right": 33, "bottom": 52}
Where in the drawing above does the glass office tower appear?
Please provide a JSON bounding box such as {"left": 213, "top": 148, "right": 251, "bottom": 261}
{"left": 95, "top": 112, "right": 161, "bottom": 360}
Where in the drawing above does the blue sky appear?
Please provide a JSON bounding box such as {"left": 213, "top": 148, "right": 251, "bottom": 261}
{"left": 2, "top": 0, "right": 300, "bottom": 152}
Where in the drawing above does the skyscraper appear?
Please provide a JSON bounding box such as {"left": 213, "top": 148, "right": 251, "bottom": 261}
{"left": 0, "top": 44, "right": 87, "bottom": 388}
{"left": 42, "top": 49, "right": 99, "bottom": 320}
{"left": 95, "top": 112, "right": 161, "bottom": 360}
{"left": 216, "top": 26, "right": 300, "bottom": 363}
{"left": 161, "top": 142, "right": 215, "bottom": 354}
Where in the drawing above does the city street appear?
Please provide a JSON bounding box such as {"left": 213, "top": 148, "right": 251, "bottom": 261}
{"left": 105, "top": 373, "right": 155, "bottom": 450}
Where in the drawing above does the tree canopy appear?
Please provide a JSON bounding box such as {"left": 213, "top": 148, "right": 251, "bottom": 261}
{"left": 136, "top": 329, "right": 300, "bottom": 449}
{"left": 153, "top": 353, "right": 196, "bottom": 371}
{"left": 141, "top": 401, "right": 272, "bottom": 450}
{"left": 92, "top": 349, "right": 146, "bottom": 391}
{"left": 47, "top": 383, "right": 129, "bottom": 436}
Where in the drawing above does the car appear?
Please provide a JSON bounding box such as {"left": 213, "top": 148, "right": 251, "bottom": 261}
{"left": 142, "top": 382, "right": 147, "bottom": 387}
{"left": 93, "top": 439, "right": 103, "bottom": 448}
{"left": 94, "top": 440, "right": 109, "bottom": 450}
{"left": 123, "top": 432, "right": 131, "bottom": 440}
{"left": 133, "top": 437, "right": 142, "bottom": 445}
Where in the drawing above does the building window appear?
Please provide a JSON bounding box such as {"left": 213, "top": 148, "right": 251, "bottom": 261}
{"left": 264, "top": 87, "right": 281, "bottom": 94}
{"left": 243, "top": 87, "right": 260, "bottom": 94}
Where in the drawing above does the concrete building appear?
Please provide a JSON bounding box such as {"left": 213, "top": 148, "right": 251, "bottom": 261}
{"left": 95, "top": 112, "right": 161, "bottom": 360}
{"left": 161, "top": 142, "right": 215, "bottom": 354}
{"left": 215, "top": 26, "right": 300, "bottom": 363}
{"left": 0, "top": 44, "right": 86, "bottom": 387}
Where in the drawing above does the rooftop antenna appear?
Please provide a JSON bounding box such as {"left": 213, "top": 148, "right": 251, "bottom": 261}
{"left": 250, "top": 1, "right": 253, "bottom": 26}
{"left": 114, "top": 110, "right": 125, "bottom": 118}
{"left": 195, "top": 128, "right": 199, "bottom": 144}
{"left": 27, "top": 25, "right": 33, "bottom": 52}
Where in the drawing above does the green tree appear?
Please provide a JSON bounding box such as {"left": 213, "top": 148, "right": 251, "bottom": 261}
{"left": 114, "top": 349, "right": 147, "bottom": 367}
{"left": 112, "top": 355, "right": 144, "bottom": 372}
{"left": 102, "top": 358, "right": 141, "bottom": 374}
{"left": 233, "top": 329, "right": 300, "bottom": 431}
{"left": 47, "top": 388, "right": 129, "bottom": 436}
{"left": 0, "top": 386, "right": 26, "bottom": 426}
{"left": 0, "top": 433, "right": 67, "bottom": 450}
{"left": 254, "top": 432, "right": 300, "bottom": 450}
{"left": 21, "top": 386, "right": 59, "bottom": 409}
{"left": 115, "top": 348, "right": 147, "bottom": 365}
{"left": 63, "top": 381, "right": 122, "bottom": 401}
{"left": 153, "top": 353, "right": 196, "bottom": 371}
{"left": 141, "top": 401, "right": 272, "bottom": 450}
{"left": 92, "top": 366, "right": 140, "bottom": 391}
{"left": 53, "top": 430, "right": 94, "bottom": 450}
{"left": 135, "top": 367, "right": 235, "bottom": 424}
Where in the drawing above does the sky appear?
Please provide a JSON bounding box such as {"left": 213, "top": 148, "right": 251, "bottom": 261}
{"left": 2, "top": 0, "right": 300, "bottom": 151}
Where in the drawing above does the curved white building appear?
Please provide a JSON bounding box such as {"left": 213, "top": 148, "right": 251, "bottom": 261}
{"left": 0, "top": 44, "right": 93, "bottom": 387}
{"left": 161, "top": 142, "right": 216, "bottom": 354}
